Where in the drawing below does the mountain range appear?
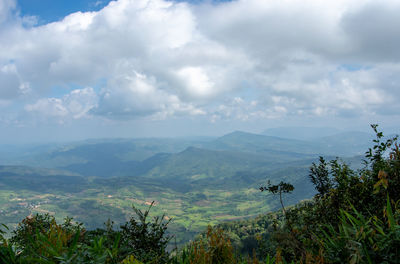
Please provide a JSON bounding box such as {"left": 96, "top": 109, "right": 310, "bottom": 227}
{"left": 0, "top": 128, "right": 385, "bottom": 244}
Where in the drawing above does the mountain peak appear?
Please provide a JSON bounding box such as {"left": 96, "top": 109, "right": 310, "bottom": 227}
{"left": 221, "top": 131, "right": 260, "bottom": 138}
{"left": 181, "top": 146, "right": 206, "bottom": 154}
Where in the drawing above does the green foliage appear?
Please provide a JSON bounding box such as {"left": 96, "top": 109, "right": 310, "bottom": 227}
{"left": 216, "top": 212, "right": 282, "bottom": 260}
{"left": 175, "top": 226, "right": 236, "bottom": 264}
{"left": 0, "top": 202, "right": 173, "bottom": 263}
{"left": 260, "top": 181, "right": 294, "bottom": 196}
{"left": 0, "top": 223, "right": 21, "bottom": 264}
{"left": 275, "top": 124, "right": 400, "bottom": 262}
{"left": 316, "top": 196, "right": 400, "bottom": 263}
{"left": 10, "top": 214, "right": 84, "bottom": 251}
{"left": 120, "top": 201, "right": 172, "bottom": 263}
{"left": 260, "top": 181, "right": 294, "bottom": 220}
{"left": 309, "top": 156, "right": 332, "bottom": 197}
{"left": 218, "top": 124, "right": 400, "bottom": 263}
{"left": 172, "top": 226, "right": 278, "bottom": 264}
{"left": 7, "top": 213, "right": 123, "bottom": 263}
{"left": 120, "top": 255, "right": 144, "bottom": 264}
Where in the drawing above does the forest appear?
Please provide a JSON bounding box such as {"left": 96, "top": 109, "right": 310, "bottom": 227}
{"left": 1, "top": 124, "right": 399, "bottom": 263}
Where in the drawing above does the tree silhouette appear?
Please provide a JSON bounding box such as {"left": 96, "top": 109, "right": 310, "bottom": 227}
{"left": 260, "top": 180, "right": 294, "bottom": 217}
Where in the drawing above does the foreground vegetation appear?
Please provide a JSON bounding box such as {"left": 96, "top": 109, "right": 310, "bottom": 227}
{"left": 219, "top": 125, "right": 400, "bottom": 263}
{"left": 1, "top": 125, "right": 399, "bottom": 263}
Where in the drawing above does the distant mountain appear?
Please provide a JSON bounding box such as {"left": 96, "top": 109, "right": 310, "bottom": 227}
{"left": 64, "top": 143, "right": 307, "bottom": 179}
{"left": 315, "top": 131, "right": 373, "bottom": 156}
{"left": 2, "top": 138, "right": 209, "bottom": 169}
{"left": 142, "top": 146, "right": 274, "bottom": 181}
{"left": 260, "top": 129, "right": 375, "bottom": 157}
{"left": 2, "top": 133, "right": 321, "bottom": 178}
{"left": 0, "top": 130, "right": 375, "bottom": 179}
{"left": 0, "top": 165, "right": 86, "bottom": 192}
{"left": 0, "top": 143, "right": 63, "bottom": 165}
{"left": 205, "top": 131, "right": 326, "bottom": 156}
{"left": 262, "top": 126, "right": 341, "bottom": 141}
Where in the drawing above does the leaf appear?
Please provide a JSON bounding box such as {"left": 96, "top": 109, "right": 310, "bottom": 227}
{"left": 386, "top": 194, "right": 395, "bottom": 230}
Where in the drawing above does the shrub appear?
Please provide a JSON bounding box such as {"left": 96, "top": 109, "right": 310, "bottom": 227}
{"left": 119, "top": 201, "right": 172, "bottom": 263}
{"left": 174, "top": 226, "right": 236, "bottom": 264}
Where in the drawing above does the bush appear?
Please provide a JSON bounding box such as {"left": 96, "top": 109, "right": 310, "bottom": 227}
{"left": 120, "top": 201, "right": 172, "bottom": 263}
{"left": 1, "top": 202, "right": 172, "bottom": 263}
{"left": 316, "top": 196, "right": 400, "bottom": 263}
{"left": 173, "top": 226, "right": 236, "bottom": 264}
{"left": 265, "top": 125, "right": 400, "bottom": 262}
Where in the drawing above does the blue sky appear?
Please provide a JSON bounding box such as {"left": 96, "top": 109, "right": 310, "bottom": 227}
{"left": 1, "top": 0, "right": 400, "bottom": 143}
{"left": 17, "top": 0, "right": 230, "bottom": 23}
{"left": 17, "top": 0, "right": 113, "bottom": 24}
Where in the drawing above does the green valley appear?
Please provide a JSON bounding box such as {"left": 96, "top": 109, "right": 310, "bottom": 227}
{"left": 0, "top": 130, "right": 369, "bottom": 246}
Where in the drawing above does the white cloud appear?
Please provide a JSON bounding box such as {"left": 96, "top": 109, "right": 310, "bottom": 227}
{"left": 0, "top": 0, "right": 400, "bottom": 127}
{"left": 210, "top": 97, "right": 289, "bottom": 122}
{"left": 25, "top": 87, "right": 98, "bottom": 122}
{"left": 26, "top": 98, "right": 69, "bottom": 118}
{"left": 93, "top": 71, "right": 205, "bottom": 119}
{"left": 175, "top": 67, "right": 215, "bottom": 98}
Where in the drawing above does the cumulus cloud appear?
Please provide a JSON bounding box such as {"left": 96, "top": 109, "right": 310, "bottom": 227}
{"left": 93, "top": 71, "right": 205, "bottom": 119}
{"left": 25, "top": 87, "right": 98, "bottom": 122}
{"left": 210, "top": 97, "right": 290, "bottom": 124}
{"left": 175, "top": 67, "right": 215, "bottom": 98}
{"left": 0, "top": 0, "right": 400, "bottom": 126}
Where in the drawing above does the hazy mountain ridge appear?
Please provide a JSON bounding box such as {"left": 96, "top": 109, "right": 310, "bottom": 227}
{"left": 262, "top": 126, "right": 341, "bottom": 140}
{"left": 1, "top": 129, "right": 375, "bottom": 170}
{"left": 207, "top": 131, "right": 324, "bottom": 155}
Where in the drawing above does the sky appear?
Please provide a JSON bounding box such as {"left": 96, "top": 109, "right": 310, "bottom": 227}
{"left": 1, "top": 0, "right": 400, "bottom": 143}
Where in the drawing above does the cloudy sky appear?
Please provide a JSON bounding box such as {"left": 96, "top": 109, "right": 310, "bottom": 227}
{"left": 1, "top": 0, "right": 399, "bottom": 143}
